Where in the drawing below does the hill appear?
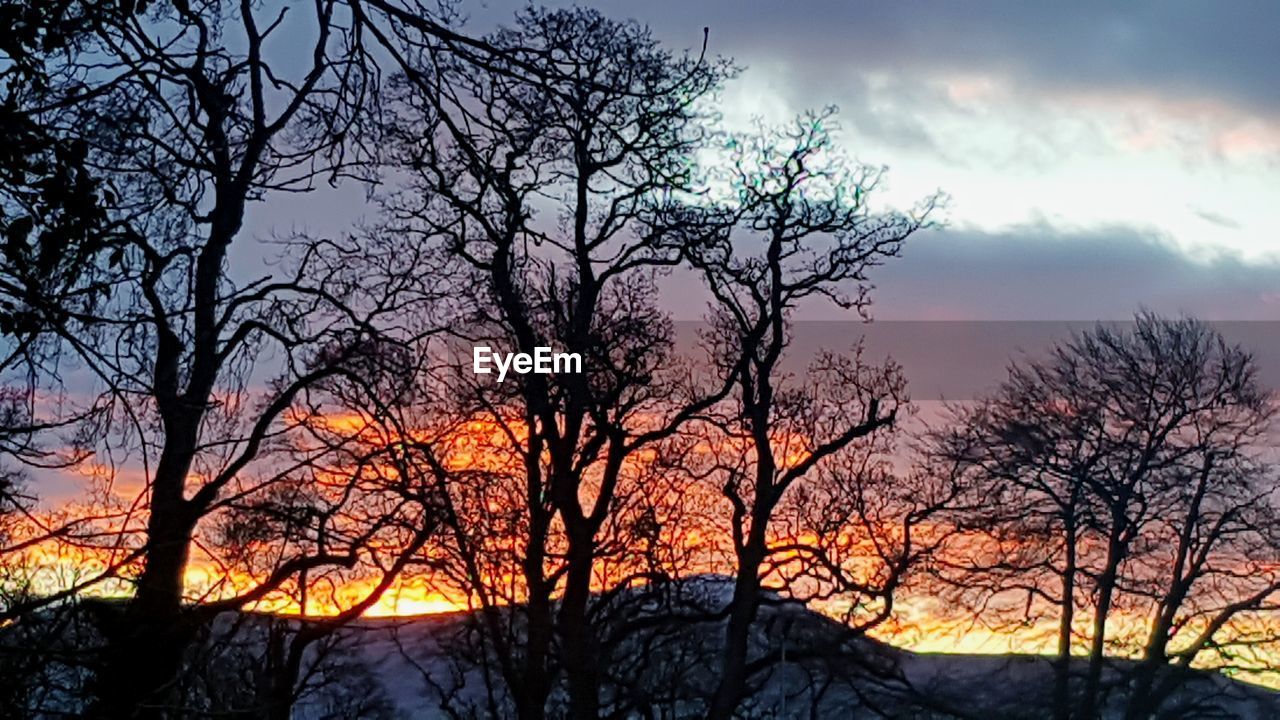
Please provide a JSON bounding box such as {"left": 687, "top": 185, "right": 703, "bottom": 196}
{"left": 4, "top": 578, "right": 1277, "bottom": 718}
{"left": 324, "top": 576, "right": 1280, "bottom": 718}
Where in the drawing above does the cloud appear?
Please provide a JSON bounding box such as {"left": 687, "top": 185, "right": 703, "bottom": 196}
{"left": 654, "top": 221, "right": 1280, "bottom": 323}
{"left": 871, "top": 222, "right": 1280, "bottom": 320}
{"left": 1192, "top": 208, "right": 1243, "bottom": 230}
{"left": 549, "top": 0, "right": 1280, "bottom": 123}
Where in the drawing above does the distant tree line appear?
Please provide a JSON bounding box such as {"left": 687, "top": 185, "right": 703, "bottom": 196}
{"left": 0, "top": 1, "right": 1275, "bottom": 719}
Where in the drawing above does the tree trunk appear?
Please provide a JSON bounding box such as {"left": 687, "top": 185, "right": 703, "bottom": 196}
{"left": 516, "top": 536, "right": 553, "bottom": 720}
{"left": 706, "top": 537, "right": 766, "bottom": 720}
{"left": 1126, "top": 467, "right": 1208, "bottom": 720}
{"left": 90, "top": 420, "right": 199, "bottom": 718}
{"left": 1080, "top": 530, "right": 1124, "bottom": 720}
{"left": 1053, "top": 515, "right": 1078, "bottom": 720}
{"left": 560, "top": 529, "right": 601, "bottom": 720}
{"left": 1124, "top": 607, "right": 1177, "bottom": 720}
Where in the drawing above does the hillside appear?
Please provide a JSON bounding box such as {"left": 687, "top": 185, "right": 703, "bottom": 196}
{"left": 321, "top": 578, "right": 1280, "bottom": 719}
{"left": 5, "top": 580, "right": 1277, "bottom": 718}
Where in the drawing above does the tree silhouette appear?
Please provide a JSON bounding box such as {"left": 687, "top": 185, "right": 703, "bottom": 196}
{"left": 686, "top": 108, "right": 939, "bottom": 720}
{"left": 933, "top": 314, "right": 1279, "bottom": 720}
{"left": 370, "top": 6, "right": 739, "bottom": 718}
{"left": 0, "top": 1, "right": 446, "bottom": 716}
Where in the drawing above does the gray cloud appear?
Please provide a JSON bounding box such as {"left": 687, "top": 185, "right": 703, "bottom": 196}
{"left": 1192, "top": 207, "right": 1243, "bottom": 230}
{"left": 654, "top": 222, "right": 1280, "bottom": 322}
{"left": 256, "top": 4, "right": 1280, "bottom": 325}
{"left": 526, "top": 0, "right": 1280, "bottom": 121}
{"left": 871, "top": 223, "right": 1280, "bottom": 320}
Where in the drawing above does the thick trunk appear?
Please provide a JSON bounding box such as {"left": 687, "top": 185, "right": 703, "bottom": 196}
{"left": 88, "top": 204, "right": 239, "bottom": 716}
{"left": 90, "top": 427, "right": 199, "bottom": 718}
{"left": 1124, "top": 612, "right": 1175, "bottom": 720}
{"left": 266, "top": 628, "right": 312, "bottom": 720}
{"left": 560, "top": 532, "right": 601, "bottom": 720}
{"left": 514, "top": 473, "right": 554, "bottom": 720}
{"left": 706, "top": 540, "right": 766, "bottom": 720}
{"left": 1127, "top": 468, "right": 1207, "bottom": 720}
{"left": 516, "top": 546, "right": 553, "bottom": 720}
{"left": 511, "top": 622, "right": 551, "bottom": 720}
{"left": 1124, "top": 665, "right": 1159, "bottom": 720}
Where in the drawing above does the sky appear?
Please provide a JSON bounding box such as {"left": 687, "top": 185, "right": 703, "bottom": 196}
{"left": 19, "top": 2, "right": 1280, "bottom": 665}
{"left": 221, "top": 1, "right": 1280, "bottom": 411}
{"left": 304, "top": 0, "right": 1280, "bottom": 322}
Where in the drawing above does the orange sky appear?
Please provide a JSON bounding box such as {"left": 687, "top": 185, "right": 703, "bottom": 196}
{"left": 7, "top": 412, "right": 1278, "bottom": 691}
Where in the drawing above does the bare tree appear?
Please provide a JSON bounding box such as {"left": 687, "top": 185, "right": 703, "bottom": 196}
{"left": 933, "top": 314, "right": 1279, "bottom": 720}
{"left": 687, "top": 109, "right": 939, "bottom": 720}
{"left": 366, "top": 6, "right": 740, "bottom": 718}
{"left": 0, "top": 1, "right": 457, "bottom": 715}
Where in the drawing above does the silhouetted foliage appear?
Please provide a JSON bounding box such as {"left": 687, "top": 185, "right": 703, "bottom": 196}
{"left": 932, "top": 314, "right": 1279, "bottom": 720}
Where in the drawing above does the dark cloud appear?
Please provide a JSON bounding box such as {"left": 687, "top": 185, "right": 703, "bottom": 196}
{"left": 254, "top": 4, "right": 1280, "bottom": 325}
{"left": 655, "top": 222, "right": 1280, "bottom": 322}
{"left": 872, "top": 223, "right": 1280, "bottom": 320}
{"left": 514, "top": 1, "right": 1280, "bottom": 120}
